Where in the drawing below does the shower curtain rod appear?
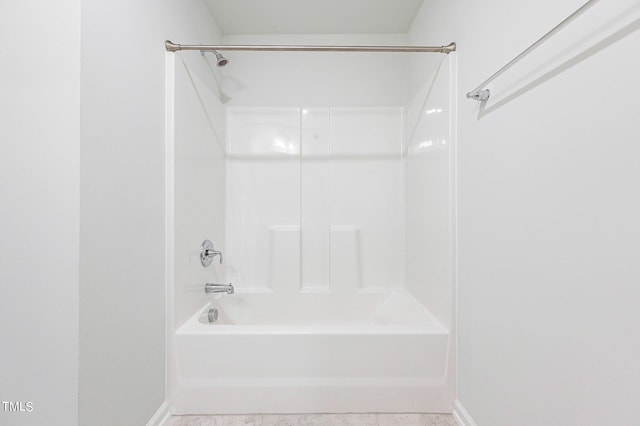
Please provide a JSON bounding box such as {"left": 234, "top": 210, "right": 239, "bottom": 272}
{"left": 165, "top": 40, "right": 456, "bottom": 54}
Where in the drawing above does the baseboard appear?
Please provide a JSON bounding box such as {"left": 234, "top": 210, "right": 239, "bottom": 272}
{"left": 146, "top": 401, "right": 171, "bottom": 426}
{"left": 453, "top": 400, "right": 478, "bottom": 426}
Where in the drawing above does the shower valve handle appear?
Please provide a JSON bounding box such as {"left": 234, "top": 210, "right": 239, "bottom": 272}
{"left": 205, "top": 248, "right": 223, "bottom": 264}
{"left": 200, "top": 240, "right": 223, "bottom": 266}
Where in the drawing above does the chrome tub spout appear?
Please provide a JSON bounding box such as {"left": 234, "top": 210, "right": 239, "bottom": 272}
{"left": 205, "top": 283, "right": 234, "bottom": 295}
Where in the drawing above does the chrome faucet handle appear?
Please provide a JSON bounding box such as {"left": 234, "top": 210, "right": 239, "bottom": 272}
{"left": 205, "top": 248, "right": 223, "bottom": 264}
{"left": 200, "top": 239, "right": 223, "bottom": 266}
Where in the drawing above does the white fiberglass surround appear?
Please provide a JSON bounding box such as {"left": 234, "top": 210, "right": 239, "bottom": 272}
{"left": 167, "top": 34, "right": 456, "bottom": 415}
{"left": 225, "top": 106, "right": 405, "bottom": 293}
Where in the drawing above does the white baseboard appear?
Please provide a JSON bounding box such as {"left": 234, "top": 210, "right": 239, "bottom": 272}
{"left": 453, "top": 400, "right": 478, "bottom": 426}
{"left": 147, "top": 401, "right": 171, "bottom": 426}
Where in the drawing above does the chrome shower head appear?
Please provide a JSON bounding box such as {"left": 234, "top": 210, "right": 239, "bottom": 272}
{"left": 214, "top": 50, "right": 228, "bottom": 67}
{"left": 200, "top": 49, "right": 229, "bottom": 67}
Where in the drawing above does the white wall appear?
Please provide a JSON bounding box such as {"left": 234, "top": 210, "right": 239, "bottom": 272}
{"left": 80, "top": 1, "right": 221, "bottom": 424}
{"left": 221, "top": 34, "right": 409, "bottom": 107}
{"left": 411, "top": 0, "right": 640, "bottom": 424}
{"left": 0, "top": 1, "right": 80, "bottom": 425}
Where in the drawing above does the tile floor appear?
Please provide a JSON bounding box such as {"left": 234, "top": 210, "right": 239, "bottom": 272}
{"left": 165, "top": 413, "right": 456, "bottom": 426}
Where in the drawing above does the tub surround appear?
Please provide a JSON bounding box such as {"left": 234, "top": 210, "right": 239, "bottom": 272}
{"left": 167, "top": 32, "right": 455, "bottom": 415}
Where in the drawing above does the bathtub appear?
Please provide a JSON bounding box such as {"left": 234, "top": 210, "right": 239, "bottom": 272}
{"left": 169, "top": 291, "right": 453, "bottom": 414}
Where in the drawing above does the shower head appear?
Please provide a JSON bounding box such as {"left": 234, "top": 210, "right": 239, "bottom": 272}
{"left": 213, "top": 50, "right": 228, "bottom": 67}
{"left": 200, "top": 49, "right": 229, "bottom": 67}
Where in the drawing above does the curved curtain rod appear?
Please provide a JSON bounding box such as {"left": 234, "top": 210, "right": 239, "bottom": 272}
{"left": 165, "top": 40, "right": 456, "bottom": 54}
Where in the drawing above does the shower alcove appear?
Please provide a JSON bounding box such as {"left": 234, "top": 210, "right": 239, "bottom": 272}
{"left": 166, "top": 34, "right": 456, "bottom": 414}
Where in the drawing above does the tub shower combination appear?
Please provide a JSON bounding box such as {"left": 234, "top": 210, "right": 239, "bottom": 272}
{"left": 166, "top": 39, "right": 456, "bottom": 414}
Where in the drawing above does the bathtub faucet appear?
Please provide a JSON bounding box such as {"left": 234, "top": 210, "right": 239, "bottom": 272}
{"left": 205, "top": 282, "right": 234, "bottom": 295}
{"left": 200, "top": 240, "right": 223, "bottom": 266}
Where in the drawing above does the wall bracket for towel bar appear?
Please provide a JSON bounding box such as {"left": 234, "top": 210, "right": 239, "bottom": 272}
{"left": 466, "top": 0, "right": 600, "bottom": 102}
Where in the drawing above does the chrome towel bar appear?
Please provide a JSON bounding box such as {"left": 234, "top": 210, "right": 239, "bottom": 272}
{"left": 466, "top": 0, "right": 600, "bottom": 101}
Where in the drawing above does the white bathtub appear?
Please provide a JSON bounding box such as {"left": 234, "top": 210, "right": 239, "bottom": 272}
{"left": 169, "top": 291, "right": 454, "bottom": 414}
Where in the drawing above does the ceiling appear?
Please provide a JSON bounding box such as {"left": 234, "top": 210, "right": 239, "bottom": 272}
{"left": 203, "top": 0, "right": 425, "bottom": 35}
